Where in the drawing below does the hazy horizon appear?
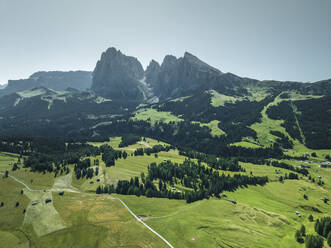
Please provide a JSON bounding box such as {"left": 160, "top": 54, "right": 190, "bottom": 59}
{"left": 0, "top": 0, "right": 330, "bottom": 85}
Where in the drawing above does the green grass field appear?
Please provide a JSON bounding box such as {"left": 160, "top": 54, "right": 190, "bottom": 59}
{"left": 209, "top": 89, "right": 243, "bottom": 107}
{"left": 117, "top": 178, "right": 331, "bottom": 248}
{"left": 132, "top": 108, "right": 183, "bottom": 124}
{"left": 192, "top": 120, "right": 225, "bottom": 136}
{"left": 231, "top": 141, "right": 262, "bottom": 149}
{"left": 1, "top": 137, "right": 331, "bottom": 248}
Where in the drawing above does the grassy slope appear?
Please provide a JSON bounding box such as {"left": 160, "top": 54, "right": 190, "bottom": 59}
{"left": 0, "top": 150, "right": 168, "bottom": 248}
{"left": 34, "top": 192, "right": 168, "bottom": 248}
{"left": 1, "top": 134, "right": 331, "bottom": 248}
{"left": 118, "top": 177, "right": 331, "bottom": 248}
{"left": 0, "top": 152, "right": 21, "bottom": 171}
{"left": 192, "top": 120, "right": 225, "bottom": 136}
{"left": 249, "top": 92, "right": 331, "bottom": 158}
{"left": 132, "top": 108, "right": 183, "bottom": 124}
{"left": 231, "top": 141, "right": 262, "bottom": 149}
{"left": 209, "top": 89, "right": 242, "bottom": 107}
{"left": 87, "top": 137, "right": 331, "bottom": 247}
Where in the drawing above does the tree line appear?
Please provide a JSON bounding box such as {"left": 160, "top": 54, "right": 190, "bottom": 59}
{"left": 97, "top": 159, "right": 268, "bottom": 203}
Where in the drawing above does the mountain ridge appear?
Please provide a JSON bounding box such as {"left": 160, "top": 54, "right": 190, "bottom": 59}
{"left": 0, "top": 47, "right": 330, "bottom": 149}
{"left": 0, "top": 70, "right": 92, "bottom": 98}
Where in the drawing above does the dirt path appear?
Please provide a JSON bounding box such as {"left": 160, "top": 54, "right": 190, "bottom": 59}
{"left": 52, "top": 173, "right": 80, "bottom": 193}
{"left": 3, "top": 172, "right": 175, "bottom": 248}
{"left": 115, "top": 197, "right": 174, "bottom": 248}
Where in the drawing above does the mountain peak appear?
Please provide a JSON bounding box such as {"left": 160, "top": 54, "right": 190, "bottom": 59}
{"left": 91, "top": 47, "right": 145, "bottom": 101}
{"left": 183, "top": 51, "right": 222, "bottom": 74}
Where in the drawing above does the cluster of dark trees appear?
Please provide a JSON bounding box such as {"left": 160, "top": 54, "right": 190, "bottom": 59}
{"left": 295, "top": 224, "right": 306, "bottom": 243}
{"left": 267, "top": 97, "right": 331, "bottom": 149}
{"left": 315, "top": 216, "right": 331, "bottom": 242}
{"left": 179, "top": 150, "right": 245, "bottom": 172}
{"left": 23, "top": 141, "right": 101, "bottom": 174}
{"left": 304, "top": 235, "right": 324, "bottom": 248}
{"left": 144, "top": 144, "right": 172, "bottom": 155}
{"left": 267, "top": 101, "right": 303, "bottom": 143}
{"left": 100, "top": 144, "right": 126, "bottom": 167}
{"left": 74, "top": 158, "right": 94, "bottom": 179}
{"left": 118, "top": 134, "right": 141, "bottom": 147}
{"left": 269, "top": 130, "right": 293, "bottom": 149}
{"left": 0, "top": 135, "right": 67, "bottom": 155}
{"left": 270, "top": 160, "right": 308, "bottom": 176}
{"left": 96, "top": 120, "right": 284, "bottom": 160}
{"left": 133, "top": 144, "right": 172, "bottom": 157}
{"left": 295, "top": 96, "right": 331, "bottom": 149}
{"left": 98, "top": 160, "right": 268, "bottom": 203}
{"left": 279, "top": 172, "right": 299, "bottom": 181}
{"left": 156, "top": 91, "right": 276, "bottom": 143}
{"left": 294, "top": 217, "right": 331, "bottom": 248}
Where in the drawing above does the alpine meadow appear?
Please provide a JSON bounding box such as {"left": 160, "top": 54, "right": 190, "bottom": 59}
{"left": 0, "top": 1, "right": 331, "bottom": 248}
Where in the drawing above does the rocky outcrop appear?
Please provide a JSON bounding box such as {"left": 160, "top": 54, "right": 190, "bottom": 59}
{"left": 0, "top": 71, "right": 92, "bottom": 98}
{"left": 145, "top": 51, "right": 245, "bottom": 99}
{"left": 145, "top": 60, "right": 161, "bottom": 88}
{"left": 91, "top": 47, "right": 145, "bottom": 101}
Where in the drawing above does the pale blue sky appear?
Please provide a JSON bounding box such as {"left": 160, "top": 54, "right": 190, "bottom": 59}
{"left": 0, "top": 0, "right": 330, "bottom": 85}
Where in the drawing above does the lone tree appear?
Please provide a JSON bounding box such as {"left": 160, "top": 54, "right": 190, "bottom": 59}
{"left": 96, "top": 186, "right": 102, "bottom": 194}
{"left": 300, "top": 225, "right": 306, "bottom": 236}
{"left": 15, "top": 202, "right": 19, "bottom": 207}
{"left": 308, "top": 214, "right": 314, "bottom": 222}
{"left": 0, "top": 202, "right": 4, "bottom": 207}
{"left": 5, "top": 170, "right": 9, "bottom": 178}
{"left": 295, "top": 230, "right": 304, "bottom": 243}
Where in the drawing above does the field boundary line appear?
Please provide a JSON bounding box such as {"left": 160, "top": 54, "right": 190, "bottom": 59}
{"left": 115, "top": 197, "right": 174, "bottom": 248}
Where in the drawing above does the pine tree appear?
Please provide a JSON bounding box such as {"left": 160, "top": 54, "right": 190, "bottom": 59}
{"left": 308, "top": 214, "right": 314, "bottom": 222}
{"left": 300, "top": 225, "right": 306, "bottom": 236}
{"left": 295, "top": 230, "right": 303, "bottom": 243}
{"left": 96, "top": 186, "right": 102, "bottom": 194}
{"left": 327, "top": 231, "right": 331, "bottom": 247}
{"left": 305, "top": 235, "right": 323, "bottom": 248}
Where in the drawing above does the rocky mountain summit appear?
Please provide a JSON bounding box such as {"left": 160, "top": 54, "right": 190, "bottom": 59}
{"left": 91, "top": 48, "right": 252, "bottom": 102}
{"left": 91, "top": 47, "right": 146, "bottom": 101}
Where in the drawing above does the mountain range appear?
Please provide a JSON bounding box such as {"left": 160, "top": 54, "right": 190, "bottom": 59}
{"left": 0, "top": 47, "right": 330, "bottom": 149}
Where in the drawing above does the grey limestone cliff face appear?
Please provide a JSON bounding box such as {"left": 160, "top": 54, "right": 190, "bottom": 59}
{"left": 145, "top": 59, "right": 161, "bottom": 88}
{"left": 145, "top": 52, "right": 228, "bottom": 99}
{"left": 91, "top": 47, "right": 145, "bottom": 101}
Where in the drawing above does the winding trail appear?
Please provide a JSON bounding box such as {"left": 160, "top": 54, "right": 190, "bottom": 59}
{"left": 1, "top": 172, "right": 175, "bottom": 248}
{"left": 0, "top": 172, "right": 43, "bottom": 192}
